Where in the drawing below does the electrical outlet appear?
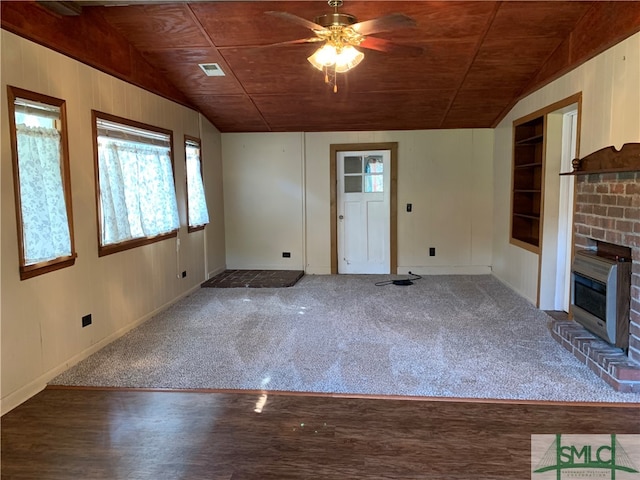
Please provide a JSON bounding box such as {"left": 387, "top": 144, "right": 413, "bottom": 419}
{"left": 429, "top": 247, "right": 436, "bottom": 257}
{"left": 82, "top": 314, "right": 92, "bottom": 328}
{"left": 181, "top": 271, "right": 187, "bottom": 278}
{"left": 282, "top": 252, "right": 291, "bottom": 258}
{"left": 406, "top": 203, "right": 412, "bottom": 212}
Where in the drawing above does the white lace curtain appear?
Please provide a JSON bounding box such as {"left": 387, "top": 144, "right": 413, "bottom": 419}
{"left": 98, "top": 138, "right": 180, "bottom": 245}
{"left": 16, "top": 124, "right": 72, "bottom": 265}
{"left": 185, "top": 145, "right": 210, "bottom": 227}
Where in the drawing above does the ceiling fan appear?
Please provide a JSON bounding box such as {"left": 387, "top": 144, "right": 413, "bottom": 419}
{"left": 265, "top": 0, "right": 421, "bottom": 92}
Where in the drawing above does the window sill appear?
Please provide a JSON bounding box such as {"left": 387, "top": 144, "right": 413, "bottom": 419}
{"left": 98, "top": 231, "right": 177, "bottom": 257}
{"left": 20, "top": 254, "right": 77, "bottom": 280}
{"left": 188, "top": 224, "right": 207, "bottom": 233}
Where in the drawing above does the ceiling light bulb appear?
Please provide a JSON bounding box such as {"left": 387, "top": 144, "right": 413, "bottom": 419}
{"left": 307, "top": 44, "right": 338, "bottom": 71}
{"left": 334, "top": 45, "right": 364, "bottom": 73}
{"left": 307, "top": 43, "right": 364, "bottom": 73}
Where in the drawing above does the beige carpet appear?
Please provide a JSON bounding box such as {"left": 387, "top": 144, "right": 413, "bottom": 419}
{"left": 51, "top": 275, "right": 640, "bottom": 402}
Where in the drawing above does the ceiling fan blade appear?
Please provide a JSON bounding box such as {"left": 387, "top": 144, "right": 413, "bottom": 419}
{"left": 265, "top": 11, "right": 326, "bottom": 32}
{"left": 352, "top": 13, "right": 416, "bottom": 36}
{"left": 359, "top": 37, "right": 424, "bottom": 56}
{"left": 257, "top": 37, "right": 326, "bottom": 48}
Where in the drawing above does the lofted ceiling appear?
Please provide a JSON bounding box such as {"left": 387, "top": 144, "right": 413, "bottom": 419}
{"left": 3, "top": 1, "right": 640, "bottom": 133}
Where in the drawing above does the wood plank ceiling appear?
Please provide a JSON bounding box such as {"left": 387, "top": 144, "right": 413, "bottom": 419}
{"left": 4, "top": 1, "right": 640, "bottom": 133}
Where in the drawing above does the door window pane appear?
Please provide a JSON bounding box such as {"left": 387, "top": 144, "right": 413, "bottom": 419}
{"left": 344, "top": 156, "right": 362, "bottom": 174}
{"left": 365, "top": 156, "right": 383, "bottom": 173}
{"left": 365, "top": 156, "right": 384, "bottom": 192}
{"left": 344, "top": 175, "right": 362, "bottom": 193}
{"left": 365, "top": 174, "right": 384, "bottom": 193}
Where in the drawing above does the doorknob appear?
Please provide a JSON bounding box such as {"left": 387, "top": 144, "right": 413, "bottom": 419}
{"left": 339, "top": 215, "right": 344, "bottom": 219}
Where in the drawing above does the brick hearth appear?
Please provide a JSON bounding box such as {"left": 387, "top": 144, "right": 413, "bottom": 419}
{"left": 550, "top": 170, "right": 640, "bottom": 391}
{"left": 549, "top": 318, "right": 640, "bottom": 392}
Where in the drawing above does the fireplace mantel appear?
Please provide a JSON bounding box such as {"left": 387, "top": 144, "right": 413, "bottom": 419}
{"left": 561, "top": 142, "right": 640, "bottom": 175}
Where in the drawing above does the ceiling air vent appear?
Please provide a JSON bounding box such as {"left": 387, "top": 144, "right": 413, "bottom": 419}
{"left": 198, "top": 63, "right": 225, "bottom": 77}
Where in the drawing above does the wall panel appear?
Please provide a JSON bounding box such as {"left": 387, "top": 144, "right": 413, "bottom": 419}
{"left": 471, "top": 130, "right": 495, "bottom": 267}
{"left": 222, "top": 133, "right": 304, "bottom": 270}
{"left": 201, "top": 115, "right": 226, "bottom": 278}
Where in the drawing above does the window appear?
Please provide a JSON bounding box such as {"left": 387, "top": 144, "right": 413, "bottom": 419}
{"left": 7, "top": 86, "right": 76, "bottom": 280}
{"left": 364, "top": 155, "right": 384, "bottom": 193}
{"left": 93, "top": 111, "right": 179, "bottom": 256}
{"left": 185, "top": 136, "right": 210, "bottom": 232}
{"left": 343, "top": 154, "right": 385, "bottom": 193}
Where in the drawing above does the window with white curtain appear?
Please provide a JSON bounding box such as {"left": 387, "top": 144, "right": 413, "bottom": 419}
{"left": 93, "top": 111, "right": 179, "bottom": 256}
{"left": 8, "top": 86, "right": 76, "bottom": 280}
{"left": 185, "top": 137, "right": 209, "bottom": 232}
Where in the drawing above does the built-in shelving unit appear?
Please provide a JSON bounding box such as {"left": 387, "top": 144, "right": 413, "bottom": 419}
{"left": 511, "top": 115, "right": 545, "bottom": 252}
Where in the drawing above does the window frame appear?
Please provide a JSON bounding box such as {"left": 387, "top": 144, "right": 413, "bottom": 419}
{"left": 184, "top": 135, "right": 208, "bottom": 233}
{"left": 92, "top": 110, "right": 178, "bottom": 257}
{"left": 7, "top": 86, "right": 77, "bottom": 280}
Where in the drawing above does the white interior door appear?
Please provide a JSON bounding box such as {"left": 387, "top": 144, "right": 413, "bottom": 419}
{"left": 337, "top": 150, "right": 390, "bottom": 274}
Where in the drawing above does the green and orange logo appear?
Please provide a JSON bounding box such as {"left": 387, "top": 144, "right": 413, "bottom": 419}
{"left": 532, "top": 434, "right": 639, "bottom": 479}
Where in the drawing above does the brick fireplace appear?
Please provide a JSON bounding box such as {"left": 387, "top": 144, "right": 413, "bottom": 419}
{"left": 549, "top": 144, "right": 640, "bottom": 392}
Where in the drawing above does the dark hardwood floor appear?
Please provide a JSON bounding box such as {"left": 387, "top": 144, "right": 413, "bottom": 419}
{"left": 2, "top": 388, "right": 639, "bottom": 479}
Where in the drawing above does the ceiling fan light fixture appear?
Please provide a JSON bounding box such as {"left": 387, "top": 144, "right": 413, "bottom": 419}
{"left": 334, "top": 45, "right": 364, "bottom": 73}
{"left": 308, "top": 44, "right": 338, "bottom": 70}
{"left": 307, "top": 44, "right": 364, "bottom": 73}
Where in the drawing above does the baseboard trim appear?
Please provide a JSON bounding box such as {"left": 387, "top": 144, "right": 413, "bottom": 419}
{"left": 225, "top": 263, "right": 305, "bottom": 271}
{"left": 207, "top": 265, "right": 226, "bottom": 280}
{"left": 304, "top": 267, "right": 492, "bottom": 276}
{"left": 303, "top": 267, "right": 332, "bottom": 275}
{"left": 491, "top": 272, "right": 537, "bottom": 305}
{"left": 397, "top": 266, "right": 492, "bottom": 275}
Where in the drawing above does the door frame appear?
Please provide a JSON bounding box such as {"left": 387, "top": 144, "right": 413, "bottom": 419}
{"left": 554, "top": 109, "right": 578, "bottom": 310}
{"left": 330, "top": 142, "right": 398, "bottom": 274}
{"left": 533, "top": 92, "right": 582, "bottom": 307}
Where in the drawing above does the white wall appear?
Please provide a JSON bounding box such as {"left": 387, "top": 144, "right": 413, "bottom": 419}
{"left": 201, "top": 115, "right": 226, "bottom": 278}
{"left": 222, "top": 133, "right": 305, "bottom": 270}
{"left": 492, "top": 32, "right": 640, "bottom": 303}
{"left": 1, "top": 31, "right": 225, "bottom": 414}
{"left": 223, "top": 129, "right": 494, "bottom": 275}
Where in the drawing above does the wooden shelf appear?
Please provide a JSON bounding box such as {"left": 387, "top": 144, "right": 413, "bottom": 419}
{"left": 515, "top": 134, "right": 543, "bottom": 145}
{"left": 560, "top": 142, "right": 640, "bottom": 175}
{"left": 513, "top": 213, "right": 540, "bottom": 220}
{"left": 511, "top": 115, "right": 544, "bottom": 252}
